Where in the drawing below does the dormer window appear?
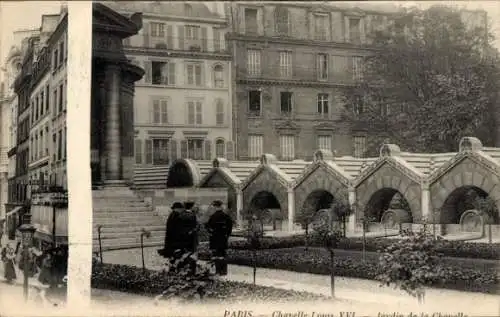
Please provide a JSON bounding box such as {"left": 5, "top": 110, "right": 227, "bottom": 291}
{"left": 184, "top": 4, "right": 193, "bottom": 16}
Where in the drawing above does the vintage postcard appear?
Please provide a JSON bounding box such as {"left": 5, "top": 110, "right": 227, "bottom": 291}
{"left": 1, "top": 1, "right": 499, "bottom": 316}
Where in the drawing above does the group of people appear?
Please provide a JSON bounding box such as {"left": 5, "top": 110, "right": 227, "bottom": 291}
{"left": 158, "top": 200, "right": 233, "bottom": 276}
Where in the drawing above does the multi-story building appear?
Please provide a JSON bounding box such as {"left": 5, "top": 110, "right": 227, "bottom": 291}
{"left": 227, "top": 2, "right": 401, "bottom": 161}
{"left": 103, "top": 2, "right": 234, "bottom": 166}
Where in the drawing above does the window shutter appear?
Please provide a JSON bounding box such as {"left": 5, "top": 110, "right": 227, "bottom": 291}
{"left": 166, "top": 25, "right": 173, "bottom": 49}
{"left": 226, "top": 141, "right": 234, "bottom": 160}
{"left": 161, "top": 100, "right": 168, "bottom": 123}
{"left": 135, "top": 139, "right": 142, "bottom": 164}
{"left": 180, "top": 140, "right": 188, "bottom": 158}
{"left": 178, "top": 26, "right": 185, "bottom": 50}
{"left": 144, "top": 22, "right": 151, "bottom": 47}
{"left": 170, "top": 139, "right": 178, "bottom": 161}
{"left": 144, "top": 61, "right": 152, "bottom": 84}
{"left": 213, "top": 28, "right": 221, "bottom": 51}
{"left": 204, "top": 140, "right": 212, "bottom": 160}
{"left": 153, "top": 99, "right": 160, "bottom": 124}
{"left": 196, "top": 102, "right": 202, "bottom": 124}
{"left": 195, "top": 64, "right": 202, "bottom": 86}
{"left": 145, "top": 139, "right": 153, "bottom": 164}
{"left": 201, "top": 27, "right": 208, "bottom": 51}
{"left": 187, "top": 101, "right": 195, "bottom": 124}
{"left": 168, "top": 62, "right": 176, "bottom": 85}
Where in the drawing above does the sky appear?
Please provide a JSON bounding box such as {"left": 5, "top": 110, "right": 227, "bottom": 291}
{"left": 0, "top": 1, "right": 500, "bottom": 66}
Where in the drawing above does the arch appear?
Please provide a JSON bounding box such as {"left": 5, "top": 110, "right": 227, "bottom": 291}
{"left": 429, "top": 156, "right": 500, "bottom": 215}
{"left": 438, "top": 186, "right": 499, "bottom": 226}
{"left": 301, "top": 190, "right": 335, "bottom": 214}
{"left": 248, "top": 190, "right": 285, "bottom": 230}
{"left": 355, "top": 161, "right": 422, "bottom": 221}
{"left": 166, "top": 158, "right": 202, "bottom": 188}
{"left": 363, "top": 188, "right": 413, "bottom": 226}
{"left": 213, "top": 64, "right": 224, "bottom": 88}
{"left": 215, "top": 138, "right": 225, "bottom": 158}
{"left": 294, "top": 162, "right": 349, "bottom": 215}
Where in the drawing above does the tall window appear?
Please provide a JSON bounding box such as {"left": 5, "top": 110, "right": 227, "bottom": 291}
{"left": 153, "top": 138, "right": 170, "bottom": 165}
{"left": 280, "top": 135, "right": 295, "bottom": 160}
{"left": 280, "top": 92, "right": 293, "bottom": 114}
{"left": 244, "top": 8, "right": 259, "bottom": 34}
{"left": 215, "top": 139, "right": 225, "bottom": 157}
{"left": 215, "top": 99, "right": 224, "bottom": 125}
{"left": 213, "top": 65, "right": 224, "bottom": 88}
{"left": 352, "top": 56, "right": 363, "bottom": 81}
{"left": 186, "top": 63, "right": 203, "bottom": 86}
{"left": 353, "top": 136, "right": 366, "bottom": 158}
{"left": 135, "top": 139, "right": 143, "bottom": 164}
{"left": 248, "top": 90, "right": 261, "bottom": 116}
{"left": 184, "top": 4, "right": 193, "bottom": 16}
{"left": 275, "top": 6, "right": 290, "bottom": 35}
{"left": 58, "top": 84, "right": 63, "bottom": 112}
{"left": 40, "top": 92, "right": 44, "bottom": 116}
{"left": 53, "top": 90, "right": 58, "bottom": 115}
{"left": 187, "top": 100, "right": 203, "bottom": 125}
{"left": 279, "top": 51, "right": 292, "bottom": 78}
{"left": 317, "top": 135, "right": 332, "bottom": 152}
{"left": 35, "top": 97, "right": 39, "bottom": 121}
{"left": 317, "top": 93, "right": 329, "bottom": 117}
{"left": 39, "top": 130, "right": 43, "bottom": 158}
{"left": 317, "top": 53, "right": 328, "bottom": 80}
{"left": 349, "top": 18, "right": 361, "bottom": 44}
{"left": 53, "top": 49, "right": 59, "bottom": 70}
{"left": 57, "top": 130, "right": 62, "bottom": 160}
{"left": 187, "top": 139, "right": 204, "bottom": 160}
{"left": 353, "top": 95, "right": 364, "bottom": 115}
{"left": 150, "top": 22, "right": 165, "bottom": 37}
{"left": 247, "top": 49, "right": 261, "bottom": 77}
{"left": 314, "top": 14, "right": 328, "bottom": 40}
{"left": 45, "top": 85, "right": 50, "bottom": 111}
{"left": 185, "top": 25, "right": 200, "bottom": 40}
{"left": 151, "top": 99, "right": 168, "bottom": 124}
{"left": 248, "top": 135, "right": 263, "bottom": 159}
{"left": 152, "top": 61, "right": 171, "bottom": 85}
{"left": 213, "top": 28, "right": 222, "bottom": 51}
{"left": 59, "top": 41, "right": 64, "bottom": 65}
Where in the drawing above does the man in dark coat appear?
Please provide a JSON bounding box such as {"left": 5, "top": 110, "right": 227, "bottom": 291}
{"left": 206, "top": 200, "right": 233, "bottom": 275}
{"left": 158, "top": 202, "right": 184, "bottom": 260}
{"left": 175, "top": 201, "right": 198, "bottom": 274}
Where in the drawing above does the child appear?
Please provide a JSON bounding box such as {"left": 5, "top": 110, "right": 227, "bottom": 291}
{"left": 3, "top": 244, "right": 17, "bottom": 283}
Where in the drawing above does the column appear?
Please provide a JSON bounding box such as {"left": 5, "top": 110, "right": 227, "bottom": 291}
{"left": 236, "top": 190, "right": 243, "bottom": 228}
{"left": 104, "top": 64, "right": 122, "bottom": 181}
{"left": 97, "top": 69, "right": 107, "bottom": 184}
{"left": 348, "top": 186, "right": 356, "bottom": 233}
{"left": 421, "top": 184, "right": 431, "bottom": 221}
{"left": 287, "top": 188, "right": 295, "bottom": 232}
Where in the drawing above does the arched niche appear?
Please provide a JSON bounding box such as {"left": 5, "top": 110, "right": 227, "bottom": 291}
{"left": 166, "top": 159, "right": 202, "bottom": 188}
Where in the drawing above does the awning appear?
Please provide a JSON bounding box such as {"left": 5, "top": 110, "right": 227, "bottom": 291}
{"left": 5, "top": 206, "right": 22, "bottom": 218}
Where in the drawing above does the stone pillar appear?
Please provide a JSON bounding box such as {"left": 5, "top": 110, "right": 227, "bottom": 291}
{"left": 104, "top": 64, "right": 122, "bottom": 181}
{"left": 348, "top": 186, "right": 356, "bottom": 233}
{"left": 236, "top": 190, "right": 243, "bottom": 228}
{"left": 287, "top": 188, "right": 295, "bottom": 232}
{"left": 421, "top": 184, "right": 430, "bottom": 222}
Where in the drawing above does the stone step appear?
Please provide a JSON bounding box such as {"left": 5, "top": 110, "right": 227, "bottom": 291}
{"left": 93, "top": 210, "right": 157, "bottom": 217}
{"left": 95, "top": 225, "right": 165, "bottom": 234}
{"left": 94, "top": 219, "right": 163, "bottom": 227}
{"left": 93, "top": 206, "right": 153, "bottom": 212}
{"left": 94, "top": 229, "right": 165, "bottom": 240}
{"left": 93, "top": 196, "right": 144, "bottom": 202}
{"left": 131, "top": 185, "right": 167, "bottom": 190}
{"left": 92, "top": 190, "right": 137, "bottom": 198}
{"left": 134, "top": 166, "right": 170, "bottom": 172}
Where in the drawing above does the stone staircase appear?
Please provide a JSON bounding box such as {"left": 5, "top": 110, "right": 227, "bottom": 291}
{"left": 92, "top": 186, "right": 166, "bottom": 252}
{"left": 132, "top": 165, "right": 170, "bottom": 190}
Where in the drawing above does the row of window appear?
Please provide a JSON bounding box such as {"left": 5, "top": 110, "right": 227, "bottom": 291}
{"left": 247, "top": 91, "right": 335, "bottom": 117}
{"left": 52, "top": 36, "right": 67, "bottom": 72}
{"left": 28, "top": 127, "right": 66, "bottom": 164}
{"left": 134, "top": 138, "right": 230, "bottom": 165}
{"left": 243, "top": 6, "right": 368, "bottom": 43}
{"left": 143, "top": 61, "right": 225, "bottom": 88}
{"left": 246, "top": 49, "right": 364, "bottom": 81}
{"left": 247, "top": 134, "right": 367, "bottom": 160}
{"left": 149, "top": 98, "right": 225, "bottom": 125}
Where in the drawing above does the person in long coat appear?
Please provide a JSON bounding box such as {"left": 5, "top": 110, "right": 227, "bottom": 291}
{"left": 175, "top": 201, "right": 198, "bottom": 274}
{"left": 206, "top": 200, "right": 233, "bottom": 275}
{"left": 158, "top": 202, "right": 184, "bottom": 260}
{"left": 3, "top": 244, "right": 17, "bottom": 283}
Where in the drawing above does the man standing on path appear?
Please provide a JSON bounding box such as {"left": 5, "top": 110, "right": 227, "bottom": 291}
{"left": 206, "top": 200, "right": 233, "bottom": 276}
{"left": 176, "top": 201, "right": 198, "bottom": 275}
{"left": 158, "top": 202, "right": 184, "bottom": 262}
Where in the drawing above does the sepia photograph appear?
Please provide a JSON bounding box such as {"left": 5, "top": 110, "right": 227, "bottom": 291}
{"left": 0, "top": 0, "right": 69, "bottom": 309}
{"left": 2, "top": 0, "right": 500, "bottom": 316}
{"left": 87, "top": 1, "right": 499, "bottom": 315}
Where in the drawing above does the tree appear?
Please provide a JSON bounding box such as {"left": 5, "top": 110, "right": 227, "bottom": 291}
{"left": 243, "top": 207, "right": 265, "bottom": 286}
{"left": 342, "top": 5, "right": 500, "bottom": 154}
{"left": 312, "top": 197, "right": 353, "bottom": 298}
{"left": 376, "top": 225, "right": 444, "bottom": 304}
{"left": 295, "top": 202, "right": 318, "bottom": 250}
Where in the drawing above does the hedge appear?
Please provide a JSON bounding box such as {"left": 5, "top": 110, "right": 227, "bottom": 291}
{"left": 198, "top": 247, "right": 498, "bottom": 294}
{"left": 227, "top": 235, "right": 500, "bottom": 260}
{"left": 91, "top": 260, "right": 327, "bottom": 303}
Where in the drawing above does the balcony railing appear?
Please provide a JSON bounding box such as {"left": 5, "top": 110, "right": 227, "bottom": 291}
{"left": 237, "top": 64, "right": 355, "bottom": 83}
{"left": 124, "top": 36, "right": 228, "bottom": 54}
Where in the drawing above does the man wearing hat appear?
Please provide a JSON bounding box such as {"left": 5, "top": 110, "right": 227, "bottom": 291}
{"left": 176, "top": 200, "right": 198, "bottom": 274}
{"left": 158, "top": 202, "right": 184, "bottom": 260}
{"left": 205, "top": 200, "right": 233, "bottom": 275}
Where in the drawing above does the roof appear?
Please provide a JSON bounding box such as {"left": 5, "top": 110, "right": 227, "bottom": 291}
{"left": 481, "top": 147, "right": 500, "bottom": 164}
{"left": 102, "top": 1, "right": 223, "bottom": 19}
{"left": 331, "top": 156, "right": 377, "bottom": 179}
{"left": 397, "top": 152, "right": 457, "bottom": 175}
{"left": 196, "top": 160, "right": 213, "bottom": 179}
{"left": 274, "top": 160, "right": 311, "bottom": 181}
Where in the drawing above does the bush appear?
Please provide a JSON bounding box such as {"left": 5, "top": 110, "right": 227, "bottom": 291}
{"left": 198, "top": 247, "right": 498, "bottom": 294}
{"left": 227, "top": 235, "right": 500, "bottom": 260}
{"left": 91, "top": 258, "right": 328, "bottom": 303}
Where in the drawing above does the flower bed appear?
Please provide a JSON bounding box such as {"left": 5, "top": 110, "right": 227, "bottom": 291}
{"left": 198, "top": 247, "right": 498, "bottom": 294}
{"left": 91, "top": 260, "right": 328, "bottom": 303}
{"left": 227, "top": 235, "right": 500, "bottom": 260}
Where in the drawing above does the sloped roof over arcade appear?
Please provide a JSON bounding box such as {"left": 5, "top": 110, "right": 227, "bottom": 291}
{"left": 198, "top": 158, "right": 260, "bottom": 188}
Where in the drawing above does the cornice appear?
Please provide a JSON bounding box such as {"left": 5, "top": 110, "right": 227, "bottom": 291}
{"left": 427, "top": 151, "right": 500, "bottom": 187}
{"left": 124, "top": 47, "right": 232, "bottom": 61}
{"left": 237, "top": 78, "right": 353, "bottom": 89}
